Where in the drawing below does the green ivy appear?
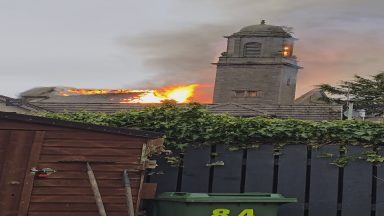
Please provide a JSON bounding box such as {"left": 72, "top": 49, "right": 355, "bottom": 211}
{"left": 41, "top": 103, "right": 384, "bottom": 166}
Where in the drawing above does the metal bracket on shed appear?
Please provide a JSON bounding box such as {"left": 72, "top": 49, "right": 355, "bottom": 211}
{"left": 30, "top": 167, "right": 57, "bottom": 178}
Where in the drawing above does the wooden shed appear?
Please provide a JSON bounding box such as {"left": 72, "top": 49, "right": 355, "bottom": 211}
{"left": 0, "top": 112, "right": 163, "bottom": 216}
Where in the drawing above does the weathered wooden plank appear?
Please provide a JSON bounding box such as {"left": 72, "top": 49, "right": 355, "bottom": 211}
{"left": 181, "top": 146, "right": 211, "bottom": 192}
{"left": 341, "top": 146, "right": 372, "bottom": 216}
{"left": 29, "top": 203, "right": 129, "bottom": 212}
{"left": 39, "top": 162, "right": 143, "bottom": 173}
{"left": 37, "top": 163, "right": 144, "bottom": 172}
{"left": 43, "top": 139, "right": 144, "bottom": 148}
{"left": 18, "top": 131, "right": 45, "bottom": 215}
{"left": 0, "top": 130, "right": 11, "bottom": 179}
{"left": 28, "top": 212, "right": 128, "bottom": 216}
{"left": 45, "top": 130, "right": 135, "bottom": 140}
{"left": 39, "top": 155, "right": 140, "bottom": 163}
{"left": 375, "top": 162, "right": 384, "bottom": 215}
{"left": 0, "top": 130, "right": 10, "bottom": 147}
{"left": 141, "top": 183, "right": 157, "bottom": 199}
{"left": 0, "top": 131, "right": 35, "bottom": 215}
{"left": 33, "top": 179, "right": 140, "bottom": 187}
{"left": 0, "top": 120, "right": 72, "bottom": 131}
{"left": 39, "top": 171, "right": 141, "bottom": 180}
{"left": 308, "top": 145, "right": 339, "bottom": 216}
{"left": 149, "top": 155, "right": 179, "bottom": 194}
{"left": 135, "top": 169, "right": 146, "bottom": 215}
{"left": 277, "top": 144, "right": 307, "bottom": 216}
{"left": 41, "top": 147, "right": 142, "bottom": 156}
{"left": 245, "top": 144, "right": 274, "bottom": 193}
{"left": 212, "top": 145, "right": 243, "bottom": 193}
{"left": 32, "top": 187, "right": 137, "bottom": 196}
{"left": 30, "top": 195, "right": 129, "bottom": 203}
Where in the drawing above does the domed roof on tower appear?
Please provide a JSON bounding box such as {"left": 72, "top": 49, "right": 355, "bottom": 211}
{"left": 231, "top": 20, "right": 292, "bottom": 38}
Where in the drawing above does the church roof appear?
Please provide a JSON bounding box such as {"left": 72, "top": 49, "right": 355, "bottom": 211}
{"left": 231, "top": 21, "right": 292, "bottom": 38}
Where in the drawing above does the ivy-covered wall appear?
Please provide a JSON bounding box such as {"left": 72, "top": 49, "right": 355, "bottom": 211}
{"left": 42, "top": 103, "right": 384, "bottom": 166}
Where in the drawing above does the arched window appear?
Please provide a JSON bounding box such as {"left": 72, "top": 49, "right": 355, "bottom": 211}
{"left": 244, "top": 42, "right": 262, "bottom": 57}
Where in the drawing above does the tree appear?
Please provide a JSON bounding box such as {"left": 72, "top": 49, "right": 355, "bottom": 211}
{"left": 320, "top": 72, "right": 384, "bottom": 117}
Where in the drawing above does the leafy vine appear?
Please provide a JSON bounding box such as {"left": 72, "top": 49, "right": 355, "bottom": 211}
{"left": 41, "top": 103, "right": 384, "bottom": 166}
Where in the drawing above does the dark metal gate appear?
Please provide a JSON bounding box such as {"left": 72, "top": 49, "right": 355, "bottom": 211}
{"left": 148, "top": 144, "right": 383, "bottom": 216}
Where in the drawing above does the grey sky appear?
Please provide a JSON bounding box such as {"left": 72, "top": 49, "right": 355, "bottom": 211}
{"left": 1, "top": 0, "right": 383, "bottom": 98}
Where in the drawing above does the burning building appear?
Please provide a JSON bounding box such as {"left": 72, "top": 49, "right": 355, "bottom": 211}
{"left": 19, "top": 85, "right": 198, "bottom": 104}
{"left": 12, "top": 22, "right": 341, "bottom": 120}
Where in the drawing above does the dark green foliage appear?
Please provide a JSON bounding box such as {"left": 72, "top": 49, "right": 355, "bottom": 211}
{"left": 42, "top": 103, "right": 384, "bottom": 165}
{"left": 320, "top": 72, "right": 384, "bottom": 116}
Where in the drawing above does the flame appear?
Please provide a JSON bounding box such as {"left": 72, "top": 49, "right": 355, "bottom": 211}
{"left": 121, "top": 84, "right": 198, "bottom": 103}
{"left": 59, "top": 84, "right": 198, "bottom": 103}
{"left": 59, "top": 89, "right": 134, "bottom": 95}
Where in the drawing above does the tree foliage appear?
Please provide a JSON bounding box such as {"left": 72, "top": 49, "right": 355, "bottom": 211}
{"left": 320, "top": 72, "right": 384, "bottom": 116}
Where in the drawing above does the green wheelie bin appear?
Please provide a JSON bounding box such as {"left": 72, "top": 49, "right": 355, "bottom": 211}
{"left": 148, "top": 192, "right": 297, "bottom": 216}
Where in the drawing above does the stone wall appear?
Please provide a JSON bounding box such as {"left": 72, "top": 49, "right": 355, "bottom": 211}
{"left": 213, "top": 64, "right": 283, "bottom": 104}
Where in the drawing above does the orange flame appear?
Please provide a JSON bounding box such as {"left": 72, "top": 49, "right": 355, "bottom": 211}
{"left": 59, "top": 89, "right": 134, "bottom": 96}
{"left": 121, "top": 84, "right": 198, "bottom": 103}
{"left": 59, "top": 84, "right": 198, "bottom": 103}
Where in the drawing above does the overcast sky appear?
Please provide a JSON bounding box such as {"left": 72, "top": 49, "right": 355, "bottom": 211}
{"left": 1, "top": 0, "right": 383, "bottom": 100}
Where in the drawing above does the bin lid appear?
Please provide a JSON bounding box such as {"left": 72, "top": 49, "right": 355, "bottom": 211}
{"left": 156, "top": 192, "right": 297, "bottom": 203}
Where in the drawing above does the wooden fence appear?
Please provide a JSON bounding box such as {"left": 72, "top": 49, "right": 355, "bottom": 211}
{"left": 146, "top": 144, "right": 384, "bottom": 216}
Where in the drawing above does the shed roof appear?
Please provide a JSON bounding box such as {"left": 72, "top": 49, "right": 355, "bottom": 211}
{"left": 0, "top": 111, "right": 163, "bottom": 139}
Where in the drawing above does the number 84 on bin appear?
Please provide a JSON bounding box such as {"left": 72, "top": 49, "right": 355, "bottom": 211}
{"left": 212, "top": 209, "right": 255, "bottom": 216}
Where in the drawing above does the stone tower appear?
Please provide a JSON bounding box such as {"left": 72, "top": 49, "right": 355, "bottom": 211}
{"left": 213, "top": 21, "right": 300, "bottom": 105}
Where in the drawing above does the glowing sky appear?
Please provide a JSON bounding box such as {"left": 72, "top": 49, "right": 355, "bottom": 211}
{"left": 1, "top": 0, "right": 383, "bottom": 100}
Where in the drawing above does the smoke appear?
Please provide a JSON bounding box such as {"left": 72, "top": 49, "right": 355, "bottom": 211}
{"left": 120, "top": 0, "right": 384, "bottom": 98}
{"left": 119, "top": 24, "right": 231, "bottom": 88}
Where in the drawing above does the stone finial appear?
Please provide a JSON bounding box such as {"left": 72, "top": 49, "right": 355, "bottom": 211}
{"left": 261, "top": 20, "right": 266, "bottom": 25}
